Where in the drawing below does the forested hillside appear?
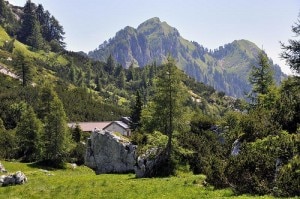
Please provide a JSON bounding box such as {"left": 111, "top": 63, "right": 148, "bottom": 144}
{"left": 0, "top": 1, "right": 299, "bottom": 198}
{"left": 89, "top": 17, "right": 286, "bottom": 98}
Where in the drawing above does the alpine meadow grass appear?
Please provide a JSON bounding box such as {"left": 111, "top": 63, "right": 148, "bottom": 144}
{"left": 0, "top": 161, "right": 278, "bottom": 199}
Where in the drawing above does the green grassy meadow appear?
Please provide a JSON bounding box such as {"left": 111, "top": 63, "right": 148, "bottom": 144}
{"left": 0, "top": 161, "right": 279, "bottom": 199}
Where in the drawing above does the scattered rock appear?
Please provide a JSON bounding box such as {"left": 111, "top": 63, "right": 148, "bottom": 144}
{"left": 14, "top": 171, "right": 27, "bottom": 184}
{"left": 0, "top": 162, "right": 7, "bottom": 173}
{"left": 70, "top": 163, "right": 77, "bottom": 170}
{"left": 0, "top": 171, "right": 27, "bottom": 187}
{"left": 231, "top": 139, "right": 241, "bottom": 156}
{"left": 85, "top": 129, "right": 137, "bottom": 174}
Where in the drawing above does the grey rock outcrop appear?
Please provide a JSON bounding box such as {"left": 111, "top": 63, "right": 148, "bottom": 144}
{"left": 135, "top": 147, "right": 169, "bottom": 178}
{"left": 85, "top": 129, "right": 137, "bottom": 174}
{"left": 0, "top": 171, "right": 27, "bottom": 187}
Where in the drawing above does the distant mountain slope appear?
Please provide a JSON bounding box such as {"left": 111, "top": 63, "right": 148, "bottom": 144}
{"left": 88, "top": 17, "right": 286, "bottom": 98}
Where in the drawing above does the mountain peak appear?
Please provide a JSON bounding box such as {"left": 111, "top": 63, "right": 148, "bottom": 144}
{"left": 137, "top": 17, "right": 179, "bottom": 37}
{"left": 137, "top": 17, "right": 161, "bottom": 28}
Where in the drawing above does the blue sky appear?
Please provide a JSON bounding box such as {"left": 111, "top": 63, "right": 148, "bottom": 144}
{"left": 8, "top": 0, "right": 300, "bottom": 74}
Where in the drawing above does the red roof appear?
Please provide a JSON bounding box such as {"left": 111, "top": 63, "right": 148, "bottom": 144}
{"left": 68, "top": 122, "right": 112, "bottom": 132}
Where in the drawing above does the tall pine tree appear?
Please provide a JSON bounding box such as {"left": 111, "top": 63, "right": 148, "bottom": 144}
{"left": 18, "top": 0, "right": 38, "bottom": 45}
{"left": 281, "top": 14, "right": 300, "bottom": 74}
{"left": 27, "top": 18, "right": 44, "bottom": 49}
{"left": 142, "top": 57, "right": 190, "bottom": 160}
{"left": 248, "top": 50, "right": 274, "bottom": 104}
{"left": 16, "top": 104, "right": 43, "bottom": 162}
{"left": 130, "top": 90, "right": 143, "bottom": 131}
{"left": 42, "top": 89, "right": 72, "bottom": 168}
{"left": 13, "top": 50, "right": 33, "bottom": 87}
{"left": 105, "top": 54, "right": 115, "bottom": 75}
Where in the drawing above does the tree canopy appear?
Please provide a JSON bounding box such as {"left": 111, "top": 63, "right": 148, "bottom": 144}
{"left": 281, "top": 14, "right": 300, "bottom": 74}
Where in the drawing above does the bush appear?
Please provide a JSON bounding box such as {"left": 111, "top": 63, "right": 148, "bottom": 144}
{"left": 0, "top": 129, "right": 17, "bottom": 159}
{"left": 69, "top": 142, "right": 86, "bottom": 165}
{"left": 274, "top": 155, "right": 300, "bottom": 197}
{"left": 226, "top": 144, "right": 275, "bottom": 195}
{"left": 226, "top": 132, "right": 300, "bottom": 195}
{"left": 206, "top": 156, "right": 228, "bottom": 188}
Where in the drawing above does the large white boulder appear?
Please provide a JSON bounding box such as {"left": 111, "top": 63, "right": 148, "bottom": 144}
{"left": 85, "top": 129, "right": 137, "bottom": 174}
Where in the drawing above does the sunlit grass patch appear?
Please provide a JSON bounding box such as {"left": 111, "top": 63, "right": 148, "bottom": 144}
{"left": 0, "top": 161, "right": 277, "bottom": 199}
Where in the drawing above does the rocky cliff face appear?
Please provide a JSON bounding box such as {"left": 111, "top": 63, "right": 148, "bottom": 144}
{"left": 85, "top": 129, "right": 136, "bottom": 174}
{"left": 88, "top": 17, "right": 286, "bottom": 99}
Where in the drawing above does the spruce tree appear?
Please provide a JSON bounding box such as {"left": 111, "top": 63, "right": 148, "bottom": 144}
{"left": 71, "top": 123, "right": 82, "bottom": 143}
{"left": 281, "top": 14, "right": 300, "bottom": 74}
{"left": 117, "top": 70, "right": 126, "bottom": 89}
{"left": 16, "top": 105, "right": 43, "bottom": 162}
{"left": 27, "top": 19, "right": 44, "bottom": 49}
{"left": 248, "top": 50, "right": 274, "bottom": 104}
{"left": 13, "top": 50, "right": 32, "bottom": 87}
{"left": 43, "top": 91, "right": 72, "bottom": 168}
{"left": 130, "top": 90, "right": 143, "bottom": 131}
{"left": 105, "top": 54, "right": 115, "bottom": 75}
{"left": 18, "top": 0, "right": 37, "bottom": 44}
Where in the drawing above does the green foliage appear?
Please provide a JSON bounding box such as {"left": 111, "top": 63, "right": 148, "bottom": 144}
{"left": 141, "top": 57, "right": 191, "bottom": 135}
{"left": 13, "top": 50, "right": 33, "bottom": 87}
{"left": 0, "top": 0, "right": 19, "bottom": 35}
{"left": 130, "top": 90, "right": 143, "bottom": 131}
{"left": 16, "top": 0, "right": 64, "bottom": 51}
{"left": 249, "top": 50, "right": 274, "bottom": 104}
{"left": 273, "top": 77, "right": 300, "bottom": 133}
{"left": 16, "top": 104, "right": 43, "bottom": 162}
{"left": 239, "top": 108, "right": 280, "bottom": 142}
{"left": 139, "top": 131, "right": 168, "bottom": 154}
{"left": 226, "top": 143, "right": 275, "bottom": 195}
{"left": 0, "top": 129, "right": 16, "bottom": 159}
{"left": 179, "top": 114, "right": 228, "bottom": 188}
{"left": 69, "top": 141, "right": 85, "bottom": 165}
{"left": 140, "top": 57, "right": 192, "bottom": 176}
{"left": 17, "top": 0, "right": 38, "bottom": 46}
{"left": 105, "top": 54, "right": 115, "bottom": 75}
{"left": 42, "top": 90, "right": 72, "bottom": 168}
{"left": 0, "top": 118, "right": 17, "bottom": 159}
{"left": 1, "top": 38, "right": 15, "bottom": 52}
{"left": 274, "top": 155, "right": 300, "bottom": 197}
{"left": 71, "top": 123, "right": 82, "bottom": 143}
{"left": 56, "top": 86, "right": 128, "bottom": 122}
{"left": 8, "top": 101, "right": 27, "bottom": 129}
{"left": 281, "top": 14, "right": 300, "bottom": 74}
{"left": 26, "top": 18, "right": 44, "bottom": 50}
{"left": 256, "top": 85, "right": 280, "bottom": 110}
{"left": 226, "top": 132, "right": 300, "bottom": 195}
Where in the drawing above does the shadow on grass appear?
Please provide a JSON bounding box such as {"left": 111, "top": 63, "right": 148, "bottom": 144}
{"left": 27, "top": 160, "right": 67, "bottom": 171}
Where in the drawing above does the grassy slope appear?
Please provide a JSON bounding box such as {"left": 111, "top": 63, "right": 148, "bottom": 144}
{"left": 0, "top": 161, "right": 276, "bottom": 199}
{"left": 0, "top": 26, "right": 68, "bottom": 65}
